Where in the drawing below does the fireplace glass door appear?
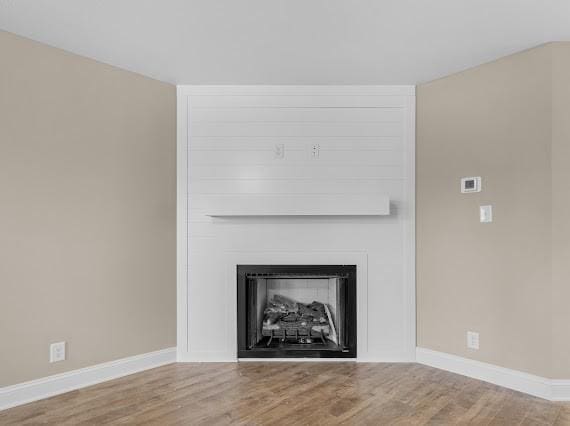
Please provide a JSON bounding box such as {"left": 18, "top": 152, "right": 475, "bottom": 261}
{"left": 237, "top": 265, "right": 356, "bottom": 358}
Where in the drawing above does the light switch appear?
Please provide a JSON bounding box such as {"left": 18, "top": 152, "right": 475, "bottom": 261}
{"left": 480, "top": 205, "right": 493, "bottom": 223}
{"left": 467, "top": 331, "right": 480, "bottom": 350}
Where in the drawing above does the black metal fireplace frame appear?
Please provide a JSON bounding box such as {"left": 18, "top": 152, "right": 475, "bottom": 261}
{"left": 237, "top": 264, "right": 357, "bottom": 358}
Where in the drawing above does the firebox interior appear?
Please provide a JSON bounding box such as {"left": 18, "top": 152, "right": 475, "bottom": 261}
{"left": 237, "top": 265, "right": 356, "bottom": 358}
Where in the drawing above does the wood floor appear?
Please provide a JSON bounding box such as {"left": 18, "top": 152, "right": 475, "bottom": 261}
{"left": 1, "top": 362, "right": 569, "bottom": 425}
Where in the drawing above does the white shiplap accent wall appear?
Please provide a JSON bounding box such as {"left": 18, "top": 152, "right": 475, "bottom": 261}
{"left": 177, "top": 86, "right": 415, "bottom": 362}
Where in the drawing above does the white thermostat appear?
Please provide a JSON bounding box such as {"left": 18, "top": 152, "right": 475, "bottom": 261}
{"left": 461, "top": 177, "right": 481, "bottom": 193}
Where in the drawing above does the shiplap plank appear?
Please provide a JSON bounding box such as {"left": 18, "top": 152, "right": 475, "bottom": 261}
{"left": 187, "top": 222, "right": 404, "bottom": 250}
{"left": 190, "top": 107, "right": 403, "bottom": 123}
{"left": 189, "top": 179, "right": 404, "bottom": 195}
{"left": 189, "top": 149, "right": 403, "bottom": 166}
{"left": 189, "top": 95, "right": 407, "bottom": 108}
{"left": 190, "top": 122, "right": 402, "bottom": 137}
{"left": 189, "top": 137, "right": 402, "bottom": 151}
{"left": 182, "top": 85, "right": 414, "bottom": 96}
{"left": 189, "top": 165, "right": 404, "bottom": 180}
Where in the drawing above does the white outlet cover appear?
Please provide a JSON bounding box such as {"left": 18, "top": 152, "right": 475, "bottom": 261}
{"left": 467, "top": 331, "right": 480, "bottom": 350}
{"left": 50, "top": 341, "right": 66, "bottom": 363}
{"left": 311, "top": 144, "right": 320, "bottom": 158}
{"left": 274, "top": 143, "right": 285, "bottom": 159}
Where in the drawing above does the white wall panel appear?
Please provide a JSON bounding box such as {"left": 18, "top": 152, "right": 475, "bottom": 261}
{"left": 178, "top": 85, "right": 415, "bottom": 362}
{"left": 190, "top": 122, "right": 402, "bottom": 137}
{"left": 190, "top": 107, "right": 403, "bottom": 123}
{"left": 190, "top": 137, "right": 402, "bottom": 151}
{"left": 189, "top": 95, "right": 407, "bottom": 108}
{"left": 189, "top": 165, "right": 405, "bottom": 180}
{"left": 189, "top": 149, "right": 404, "bottom": 166}
{"left": 189, "top": 179, "right": 404, "bottom": 195}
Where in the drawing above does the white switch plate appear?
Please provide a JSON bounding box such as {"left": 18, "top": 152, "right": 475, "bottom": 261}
{"left": 50, "top": 341, "right": 66, "bottom": 363}
{"left": 480, "top": 205, "right": 493, "bottom": 223}
{"left": 467, "top": 331, "right": 479, "bottom": 350}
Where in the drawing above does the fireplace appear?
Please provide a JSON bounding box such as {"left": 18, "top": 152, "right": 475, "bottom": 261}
{"left": 237, "top": 265, "right": 357, "bottom": 358}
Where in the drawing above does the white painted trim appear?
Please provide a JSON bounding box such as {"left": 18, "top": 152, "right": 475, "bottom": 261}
{"left": 238, "top": 358, "right": 357, "bottom": 363}
{"left": 177, "top": 85, "right": 415, "bottom": 97}
{"left": 416, "top": 347, "right": 570, "bottom": 401}
{"left": 404, "top": 91, "right": 416, "bottom": 361}
{"left": 358, "top": 357, "right": 417, "bottom": 363}
{"left": 177, "top": 352, "right": 235, "bottom": 363}
{"left": 551, "top": 380, "right": 570, "bottom": 401}
{"left": 219, "top": 250, "right": 372, "bottom": 363}
{"left": 176, "top": 86, "right": 189, "bottom": 360}
{"left": 0, "top": 347, "right": 176, "bottom": 411}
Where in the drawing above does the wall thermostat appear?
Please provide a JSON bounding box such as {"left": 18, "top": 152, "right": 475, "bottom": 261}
{"left": 461, "top": 177, "right": 481, "bottom": 193}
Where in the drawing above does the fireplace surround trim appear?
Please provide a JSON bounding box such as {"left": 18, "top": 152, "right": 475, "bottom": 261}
{"left": 182, "top": 250, "right": 371, "bottom": 362}
{"left": 176, "top": 248, "right": 416, "bottom": 362}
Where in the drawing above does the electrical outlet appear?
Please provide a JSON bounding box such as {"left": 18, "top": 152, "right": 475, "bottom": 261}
{"left": 50, "top": 341, "right": 66, "bottom": 363}
{"left": 274, "top": 143, "right": 285, "bottom": 159}
{"left": 311, "top": 144, "right": 320, "bottom": 158}
{"left": 467, "top": 331, "right": 479, "bottom": 350}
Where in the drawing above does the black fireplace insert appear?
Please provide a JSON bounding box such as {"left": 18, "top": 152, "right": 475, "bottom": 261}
{"left": 237, "top": 265, "right": 356, "bottom": 358}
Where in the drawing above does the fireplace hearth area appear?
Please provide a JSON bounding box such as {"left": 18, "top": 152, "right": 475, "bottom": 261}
{"left": 237, "top": 265, "right": 356, "bottom": 358}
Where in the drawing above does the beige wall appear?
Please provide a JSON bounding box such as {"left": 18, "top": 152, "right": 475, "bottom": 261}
{"left": 0, "top": 31, "right": 176, "bottom": 386}
{"left": 418, "top": 43, "right": 570, "bottom": 379}
{"left": 417, "top": 44, "right": 554, "bottom": 378}
{"left": 551, "top": 43, "right": 570, "bottom": 378}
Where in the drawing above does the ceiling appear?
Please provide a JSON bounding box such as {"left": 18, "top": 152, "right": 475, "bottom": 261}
{"left": 1, "top": 0, "right": 569, "bottom": 85}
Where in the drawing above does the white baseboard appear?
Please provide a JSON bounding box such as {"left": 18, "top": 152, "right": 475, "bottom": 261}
{"left": 358, "top": 352, "right": 417, "bottom": 363}
{"left": 0, "top": 347, "right": 176, "bottom": 411}
{"left": 177, "top": 353, "right": 415, "bottom": 363}
{"left": 177, "top": 351, "right": 235, "bottom": 363}
{"left": 416, "top": 347, "right": 570, "bottom": 401}
{"left": 238, "top": 358, "right": 357, "bottom": 362}
{"left": 551, "top": 380, "right": 570, "bottom": 401}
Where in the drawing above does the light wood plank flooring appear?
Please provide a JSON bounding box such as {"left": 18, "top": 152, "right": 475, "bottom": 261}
{"left": 1, "top": 362, "right": 569, "bottom": 425}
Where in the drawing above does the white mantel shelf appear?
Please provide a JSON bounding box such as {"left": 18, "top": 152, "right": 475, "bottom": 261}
{"left": 204, "top": 195, "right": 391, "bottom": 217}
{"left": 206, "top": 214, "right": 388, "bottom": 217}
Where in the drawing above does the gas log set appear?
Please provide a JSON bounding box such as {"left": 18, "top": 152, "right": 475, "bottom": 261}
{"left": 261, "top": 295, "right": 337, "bottom": 346}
